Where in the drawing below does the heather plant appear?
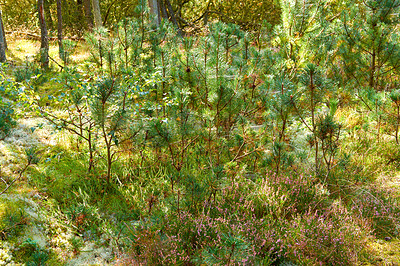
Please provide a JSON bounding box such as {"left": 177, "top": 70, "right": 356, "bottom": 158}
{"left": 128, "top": 177, "right": 281, "bottom": 264}
{"left": 351, "top": 187, "right": 400, "bottom": 238}
{"left": 257, "top": 171, "right": 322, "bottom": 217}
{"left": 282, "top": 208, "right": 366, "bottom": 265}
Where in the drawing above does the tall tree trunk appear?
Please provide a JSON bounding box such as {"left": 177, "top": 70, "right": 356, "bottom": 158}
{"left": 76, "top": 0, "right": 84, "bottom": 28}
{"left": 91, "top": 0, "right": 102, "bottom": 28}
{"left": 83, "top": 0, "right": 93, "bottom": 29}
{"left": 158, "top": 0, "right": 168, "bottom": 20}
{"left": 38, "top": 0, "right": 49, "bottom": 69}
{"left": 148, "top": 0, "right": 160, "bottom": 26}
{"left": 56, "top": 0, "right": 63, "bottom": 63}
{"left": 0, "top": 11, "right": 6, "bottom": 62}
{"left": 0, "top": 12, "right": 6, "bottom": 51}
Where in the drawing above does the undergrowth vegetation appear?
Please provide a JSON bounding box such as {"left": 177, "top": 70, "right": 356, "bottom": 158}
{"left": 1, "top": 0, "right": 400, "bottom": 264}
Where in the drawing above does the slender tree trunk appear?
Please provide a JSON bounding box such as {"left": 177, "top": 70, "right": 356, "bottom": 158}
{"left": 370, "top": 48, "right": 376, "bottom": 89}
{"left": 91, "top": 0, "right": 102, "bottom": 28}
{"left": 83, "top": 0, "right": 93, "bottom": 29}
{"left": 76, "top": 0, "right": 84, "bottom": 27}
{"left": 0, "top": 11, "right": 7, "bottom": 51}
{"left": 38, "top": 0, "right": 49, "bottom": 69}
{"left": 0, "top": 11, "right": 6, "bottom": 62}
{"left": 148, "top": 0, "right": 160, "bottom": 26}
{"left": 56, "top": 0, "right": 63, "bottom": 63}
{"left": 159, "top": 0, "right": 168, "bottom": 20}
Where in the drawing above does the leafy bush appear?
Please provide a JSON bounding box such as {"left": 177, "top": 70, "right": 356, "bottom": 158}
{"left": 0, "top": 102, "right": 16, "bottom": 140}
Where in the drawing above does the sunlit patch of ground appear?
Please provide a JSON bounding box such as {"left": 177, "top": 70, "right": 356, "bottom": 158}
{"left": 366, "top": 238, "right": 400, "bottom": 265}
{"left": 365, "top": 172, "right": 400, "bottom": 264}
{"left": 8, "top": 39, "right": 40, "bottom": 63}
{"left": 70, "top": 41, "right": 91, "bottom": 64}
{"left": 7, "top": 37, "right": 91, "bottom": 67}
{"left": 375, "top": 172, "right": 400, "bottom": 198}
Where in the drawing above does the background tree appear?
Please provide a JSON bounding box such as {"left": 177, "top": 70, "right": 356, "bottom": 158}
{"left": 91, "top": 0, "right": 103, "bottom": 28}
{"left": 57, "top": 0, "right": 63, "bottom": 62}
{"left": 84, "top": 0, "right": 94, "bottom": 29}
{"left": 337, "top": 0, "right": 400, "bottom": 92}
{"left": 38, "top": 0, "right": 49, "bottom": 69}
{"left": 0, "top": 11, "right": 6, "bottom": 62}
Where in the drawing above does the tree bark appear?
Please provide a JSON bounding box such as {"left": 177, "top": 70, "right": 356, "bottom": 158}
{"left": 76, "top": 0, "right": 84, "bottom": 28}
{"left": 83, "top": 0, "right": 93, "bottom": 29}
{"left": 56, "top": 0, "right": 63, "bottom": 62}
{"left": 0, "top": 11, "right": 6, "bottom": 51}
{"left": 159, "top": 0, "right": 168, "bottom": 20}
{"left": 148, "top": 0, "right": 160, "bottom": 26}
{"left": 91, "top": 0, "right": 102, "bottom": 28}
{"left": 0, "top": 11, "right": 6, "bottom": 62}
{"left": 38, "top": 0, "right": 49, "bottom": 69}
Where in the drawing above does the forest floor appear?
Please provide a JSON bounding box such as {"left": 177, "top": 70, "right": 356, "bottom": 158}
{"left": 0, "top": 118, "right": 119, "bottom": 264}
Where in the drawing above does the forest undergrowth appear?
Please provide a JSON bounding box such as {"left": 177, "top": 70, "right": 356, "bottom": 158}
{"left": 1, "top": 2, "right": 400, "bottom": 265}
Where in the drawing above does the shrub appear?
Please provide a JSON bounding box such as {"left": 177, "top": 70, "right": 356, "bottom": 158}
{"left": 351, "top": 187, "right": 400, "bottom": 238}
{"left": 282, "top": 206, "right": 366, "bottom": 265}
{"left": 127, "top": 178, "right": 280, "bottom": 265}
{"left": 0, "top": 102, "right": 16, "bottom": 140}
{"left": 254, "top": 171, "right": 322, "bottom": 219}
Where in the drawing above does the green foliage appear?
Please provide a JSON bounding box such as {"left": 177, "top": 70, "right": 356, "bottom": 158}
{"left": 210, "top": 0, "right": 281, "bottom": 30}
{"left": 0, "top": 102, "right": 15, "bottom": 140}
{"left": 13, "top": 238, "right": 49, "bottom": 265}
{"left": 337, "top": 0, "right": 400, "bottom": 91}
{"left": 0, "top": 199, "right": 28, "bottom": 240}
{"left": 6, "top": 1, "right": 400, "bottom": 264}
{"left": 0, "top": 69, "right": 18, "bottom": 140}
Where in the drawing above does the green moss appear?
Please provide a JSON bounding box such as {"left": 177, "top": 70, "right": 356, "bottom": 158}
{"left": 0, "top": 198, "right": 29, "bottom": 241}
